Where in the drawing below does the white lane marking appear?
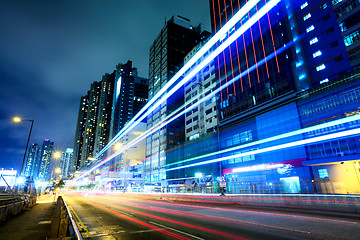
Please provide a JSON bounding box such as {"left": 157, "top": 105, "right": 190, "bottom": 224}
{"left": 240, "top": 220, "right": 311, "bottom": 234}
{"left": 150, "top": 221, "right": 206, "bottom": 240}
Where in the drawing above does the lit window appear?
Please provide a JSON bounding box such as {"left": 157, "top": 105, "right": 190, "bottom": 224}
{"left": 318, "top": 169, "right": 329, "bottom": 178}
{"left": 320, "top": 78, "right": 329, "bottom": 84}
{"left": 303, "top": 13, "right": 311, "bottom": 21}
{"left": 313, "top": 50, "right": 322, "bottom": 58}
{"left": 344, "top": 30, "right": 360, "bottom": 47}
{"left": 339, "top": 22, "right": 347, "bottom": 32}
{"left": 309, "top": 37, "right": 318, "bottom": 45}
{"left": 332, "top": 0, "right": 342, "bottom": 6}
{"left": 316, "top": 64, "right": 326, "bottom": 71}
{"left": 306, "top": 25, "right": 315, "bottom": 33}
{"left": 301, "top": 2, "right": 308, "bottom": 9}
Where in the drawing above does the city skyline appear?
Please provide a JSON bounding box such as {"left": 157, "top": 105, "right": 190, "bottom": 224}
{"left": 0, "top": 0, "right": 211, "bottom": 171}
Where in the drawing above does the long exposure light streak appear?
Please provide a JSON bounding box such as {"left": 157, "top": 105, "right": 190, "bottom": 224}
{"left": 88, "top": 202, "right": 192, "bottom": 240}
{"left": 105, "top": 198, "right": 309, "bottom": 234}
{"left": 96, "top": 0, "right": 272, "bottom": 158}
{"left": 77, "top": 36, "right": 290, "bottom": 181}
{"left": 166, "top": 128, "right": 360, "bottom": 172}
{"left": 72, "top": 0, "right": 282, "bottom": 181}
{"left": 96, "top": 0, "right": 262, "bottom": 158}
{"left": 166, "top": 114, "right": 360, "bottom": 167}
{"left": 93, "top": 201, "right": 250, "bottom": 240}
{"left": 120, "top": 197, "right": 360, "bottom": 224}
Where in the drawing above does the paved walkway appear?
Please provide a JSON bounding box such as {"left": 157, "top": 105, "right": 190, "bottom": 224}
{"left": 0, "top": 195, "right": 56, "bottom": 240}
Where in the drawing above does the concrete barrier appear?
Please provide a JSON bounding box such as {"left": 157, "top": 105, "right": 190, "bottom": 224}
{"left": 0, "top": 194, "right": 36, "bottom": 222}
{"left": 50, "top": 196, "right": 83, "bottom": 240}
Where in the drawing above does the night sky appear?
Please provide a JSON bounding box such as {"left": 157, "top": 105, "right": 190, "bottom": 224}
{"left": 0, "top": 0, "right": 210, "bottom": 172}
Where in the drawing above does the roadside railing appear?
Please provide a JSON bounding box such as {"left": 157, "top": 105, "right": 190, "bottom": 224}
{"left": 50, "top": 196, "right": 83, "bottom": 240}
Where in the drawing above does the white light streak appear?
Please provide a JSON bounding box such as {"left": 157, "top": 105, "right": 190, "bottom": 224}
{"left": 96, "top": 0, "right": 264, "bottom": 157}
{"left": 167, "top": 128, "right": 360, "bottom": 172}
{"left": 72, "top": 0, "right": 282, "bottom": 181}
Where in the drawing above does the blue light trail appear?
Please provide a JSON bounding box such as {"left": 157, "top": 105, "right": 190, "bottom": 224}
{"left": 95, "top": 0, "right": 274, "bottom": 158}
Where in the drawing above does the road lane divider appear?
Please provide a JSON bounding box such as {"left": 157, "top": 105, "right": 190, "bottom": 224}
{"left": 67, "top": 204, "right": 92, "bottom": 238}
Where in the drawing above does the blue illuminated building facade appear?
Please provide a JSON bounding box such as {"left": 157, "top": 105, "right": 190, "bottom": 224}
{"left": 38, "top": 139, "right": 54, "bottom": 181}
{"left": 22, "top": 143, "right": 41, "bottom": 179}
{"left": 207, "top": 0, "right": 360, "bottom": 194}
{"left": 71, "top": 0, "right": 360, "bottom": 194}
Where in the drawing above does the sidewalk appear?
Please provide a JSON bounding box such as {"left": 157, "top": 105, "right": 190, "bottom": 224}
{"left": 0, "top": 195, "right": 56, "bottom": 240}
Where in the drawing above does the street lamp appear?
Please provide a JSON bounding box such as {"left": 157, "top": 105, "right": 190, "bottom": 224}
{"left": 114, "top": 142, "right": 122, "bottom": 150}
{"left": 54, "top": 152, "right": 61, "bottom": 159}
{"left": 13, "top": 117, "right": 34, "bottom": 176}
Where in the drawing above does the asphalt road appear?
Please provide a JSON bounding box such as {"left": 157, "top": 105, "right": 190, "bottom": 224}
{"left": 62, "top": 192, "right": 360, "bottom": 240}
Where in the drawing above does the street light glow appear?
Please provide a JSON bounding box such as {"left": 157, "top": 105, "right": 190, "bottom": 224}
{"left": 114, "top": 143, "right": 122, "bottom": 150}
{"left": 54, "top": 152, "right": 61, "bottom": 159}
{"left": 13, "top": 117, "right": 22, "bottom": 122}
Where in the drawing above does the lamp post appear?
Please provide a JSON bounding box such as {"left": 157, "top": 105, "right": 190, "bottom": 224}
{"left": 13, "top": 117, "right": 34, "bottom": 176}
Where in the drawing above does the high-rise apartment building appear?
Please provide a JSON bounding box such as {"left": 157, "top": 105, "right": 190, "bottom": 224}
{"left": 22, "top": 143, "right": 40, "bottom": 178}
{"left": 60, "top": 148, "right": 73, "bottom": 179}
{"left": 145, "top": 16, "right": 211, "bottom": 183}
{"left": 184, "top": 40, "right": 218, "bottom": 141}
{"left": 72, "top": 95, "right": 89, "bottom": 172}
{"left": 94, "top": 72, "right": 115, "bottom": 156}
{"left": 110, "top": 61, "right": 148, "bottom": 140}
{"left": 38, "top": 139, "right": 54, "bottom": 181}
{"left": 166, "top": 38, "right": 222, "bottom": 188}
{"left": 80, "top": 81, "right": 102, "bottom": 167}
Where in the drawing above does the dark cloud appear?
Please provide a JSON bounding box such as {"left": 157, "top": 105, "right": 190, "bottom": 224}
{"left": 0, "top": 0, "right": 210, "bottom": 171}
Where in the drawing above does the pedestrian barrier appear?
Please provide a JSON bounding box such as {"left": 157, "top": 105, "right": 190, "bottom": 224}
{"left": 50, "top": 196, "right": 83, "bottom": 240}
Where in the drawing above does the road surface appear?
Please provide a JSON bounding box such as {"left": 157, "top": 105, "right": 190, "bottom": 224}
{"left": 62, "top": 192, "right": 360, "bottom": 240}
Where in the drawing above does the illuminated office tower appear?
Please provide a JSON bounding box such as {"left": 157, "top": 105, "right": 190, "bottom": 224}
{"left": 207, "top": 0, "right": 360, "bottom": 194}
{"left": 208, "top": 0, "right": 313, "bottom": 193}
{"left": 334, "top": 0, "right": 360, "bottom": 68}
{"left": 72, "top": 95, "right": 89, "bottom": 172}
{"left": 296, "top": 0, "right": 360, "bottom": 194}
{"left": 38, "top": 139, "right": 54, "bottom": 181}
{"left": 144, "top": 15, "right": 210, "bottom": 182}
{"left": 22, "top": 143, "right": 40, "bottom": 178}
{"left": 295, "top": 0, "right": 356, "bottom": 86}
